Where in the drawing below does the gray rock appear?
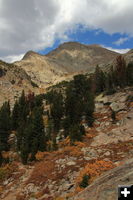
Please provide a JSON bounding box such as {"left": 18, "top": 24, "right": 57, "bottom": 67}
{"left": 110, "top": 102, "right": 126, "bottom": 112}
{"left": 104, "top": 151, "right": 111, "bottom": 156}
{"left": 73, "top": 158, "right": 133, "bottom": 200}
{"left": 67, "top": 161, "right": 76, "bottom": 166}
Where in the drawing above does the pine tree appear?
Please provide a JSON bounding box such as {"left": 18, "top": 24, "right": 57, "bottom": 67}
{"left": 84, "top": 92, "right": 95, "bottom": 126}
{"left": 64, "top": 74, "right": 95, "bottom": 141}
{"left": 51, "top": 91, "right": 64, "bottom": 133}
{"left": 30, "top": 106, "right": 46, "bottom": 160}
{"left": 115, "top": 55, "right": 127, "bottom": 87}
{"left": 79, "top": 174, "right": 90, "bottom": 188}
{"left": 11, "top": 101, "right": 20, "bottom": 130}
{"left": 20, "top": 124, "right": 31, "bottom": 164}
{"left": 18, "top": 90, "right": 29, "bottom": 122}
{"left": 0, "top": 102, "right": 11, "bottom": 151}
{"left": 69, "top": 124, "right": 85, "bottom": 143}
{"left": 111, "top": 110, "right": 116, "bottom": 123}
{"left": 94, "top": 65, "right": 103, "bottom": 93}
{"left": 126, "top": 62, "right": 133, "bottom": 85}
{"left": 0, "top": 151, "right": 3, "bottom": 166}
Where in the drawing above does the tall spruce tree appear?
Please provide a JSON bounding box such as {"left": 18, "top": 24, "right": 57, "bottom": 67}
{"left": 30, "top": 106, "right": 46, "bottom": 160}
{"left": 126, "top": 62, "right": 133, "bottom": 85}
{"left": 64, "top": 74, "right": 95, "bottom": 141}
{"left": 0, "top": 101, "right": 11, "bottom": 151}
{"left": 51, "top": 91, "right": 64, "bottom": 133}
{"left": 115, "top": 55, "right": 127, "bottom": 87}
{"left": 18, "top": 90, "right": 29, "bottom": 122}
{"left": 11, "top": 101, "right": 20, "bottom": 130}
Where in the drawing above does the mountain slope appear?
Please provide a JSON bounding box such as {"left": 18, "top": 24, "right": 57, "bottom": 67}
{"left": 46, "top": 42, "right": 119, "bottom": 73}
{"left": 73, "top": 158, "right": 133, "bottom": 200}
{"left": 0, "top": 60, "right": 38, "bottom": 107}
{"left": 15, "top": 42, "right": 120, "bottom": 87}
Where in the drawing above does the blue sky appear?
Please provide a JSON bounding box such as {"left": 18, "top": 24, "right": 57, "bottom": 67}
{"left": 39, "top": 26, "right": 132, "bottom": 55}
{"left": 0, "top": 0, "right": 133, "bottom": 62}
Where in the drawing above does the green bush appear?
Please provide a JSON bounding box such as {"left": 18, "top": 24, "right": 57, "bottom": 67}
{"left": 79, "top": 174, "right": 90, "bottom": 188}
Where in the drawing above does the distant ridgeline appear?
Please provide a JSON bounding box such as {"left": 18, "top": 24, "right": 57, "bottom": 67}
{"left": 0, "top": 55, "right": 133, "bottom": 165}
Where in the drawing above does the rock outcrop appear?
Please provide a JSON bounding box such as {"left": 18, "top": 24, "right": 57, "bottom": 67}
{"left": 0, "top": 60, "right": 39, "bottom": 107}
{"left": 73, "top": 158, "right": 133, "bottom": 200}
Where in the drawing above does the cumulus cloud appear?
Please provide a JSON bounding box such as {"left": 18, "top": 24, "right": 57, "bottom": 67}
{"left": 0, "top": 54, "right": 24, "bottom": 63}
{"left": 113, "top": 37, "right": 129, "bottom": 46}
{"left": 0, "top": 0, "right": 132, "bottom": 62}
{"left": 104, "top": 46, "right": 130, "bottom": 54}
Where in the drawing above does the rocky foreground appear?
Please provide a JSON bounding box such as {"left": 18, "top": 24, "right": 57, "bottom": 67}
{"left": 0, "top": 87, "right": 133, "bottom": 200}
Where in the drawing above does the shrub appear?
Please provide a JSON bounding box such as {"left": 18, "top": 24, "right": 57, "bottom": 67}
{"left": 79, "top": 174, "right": 90, "bottom": 188}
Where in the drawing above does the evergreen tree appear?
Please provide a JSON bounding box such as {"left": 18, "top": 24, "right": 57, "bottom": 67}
{"left": 79, "top": 174, "right": 90, "bottom": 188}
{"left": 94, "top": 65, "right": 103, "bottom": 93}
{"left": 11, "top": 101, "right": 20, "bottom": 130}
{"left": 18, "top": 90, "right": 29, "bottom": 122}
{"left": 64, "top": 74, "right": 95, "bottom": 141}
{"left": 17, "top": 106, "right": 46, "bottom": 163}
{"left": 126, "top": 62, "right": 133, "bottom": 85}
{"left": 115, "top": 55, "right": 127, "bottom": 87}
{"left": 30, "top": 106, "right": 46, "bottom": 160}
{"left": 51, "top": 91, "right": 64, "bottom": 133}
{"left": 0, "top": 151, "right": 3, "bottom": 166}
{"left": 84, "top": 92, "right": 95, "bottom": 126}
{"left": 69, "top": 124, "right": 85, "bottom": 143}
{"left": 20, "top": 123, "right": 31, "bottom": 164}
{"left": 0, "top": 102, "right": 11, "bottom": 151}
{"left": 16, "top": 121, "right": 26, "bottom": 151}
{"left": 111, "top": 110, "right": 116, "bottom": 123}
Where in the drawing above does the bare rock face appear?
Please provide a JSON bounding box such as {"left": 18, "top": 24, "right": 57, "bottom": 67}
{"left": 0, "top": 60, "right": 38, "bottom": 107}
{"left": 73, "top": 158, "right": 133, "bottom": 200}
{"left": 46, "top": 42, "right": 119, "bottom": 73}
{"left": 14, "top": 42, "right": 119, "bottom": 87}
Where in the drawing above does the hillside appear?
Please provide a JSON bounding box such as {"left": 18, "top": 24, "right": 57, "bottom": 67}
{"left": 0, "top": 60, "right": 39, "bottom": 107}
{"left": 0, "top": 42, "right": 133, "bottom": 200}
{"left": 46, "top": 42, "right": 119, "bottom": 72}
{"left": 15, "top": 42, "right": 119, "bottom": 87}
{"left": 0, "top": 86, "right": 133, "bottom": 200}
{"left": 1, "top": 42, "right": 132, "bottom": 106}
{"left": 14, "top": 50, "right": 69, "bottom": 88}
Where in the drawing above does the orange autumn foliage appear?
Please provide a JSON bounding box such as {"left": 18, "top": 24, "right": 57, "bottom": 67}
{"left": 35, "top": 151, "right": 51, "bottom": 161}
{"left": 75, "top": 160, "right": 116, "bottom": 192}
{"left": 59, "top": 136, "right": 71, "bottom": 147}
{"left": 54, "top": 197, "right": 65, "bottom": 200}
{"left": 59, "top": 145, "right": 83, "bottom": 157}
{"left": 74, "top": 141, "right": 86, "bottom": 148}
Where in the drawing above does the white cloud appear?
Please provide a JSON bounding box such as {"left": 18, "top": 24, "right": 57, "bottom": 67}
{"left": 0, "top": 0, "right": 132, "bottom": 62}
{"left": 113, "top": 37, "right": 129, "bottom": 46}
{"left": 103, "top": 46, "right": 130, "bottom": 54}
{"left": 0, "top": 54, "right": 24, "bottom": 63}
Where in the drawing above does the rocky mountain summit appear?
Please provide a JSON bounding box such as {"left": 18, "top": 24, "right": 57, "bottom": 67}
{"left": 14, "top": 42, "right": 120, "bottom": 87}
{"left": 0, "top": 42, "right": 133, "bottom": 106}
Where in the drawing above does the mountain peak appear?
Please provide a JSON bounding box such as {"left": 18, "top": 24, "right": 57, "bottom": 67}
{"left": 52, "top": 42, "right": 102, "bottom": 51}
{"left": 22, "top": 50, "right": 41, "bottom": 60}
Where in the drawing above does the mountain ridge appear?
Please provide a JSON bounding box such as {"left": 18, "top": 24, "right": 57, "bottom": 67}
{"left": 0, "top": 42, "right": 133, "bottom": 106}
{"left": 14, "top": 42, "right": 120, "bottom": 87}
